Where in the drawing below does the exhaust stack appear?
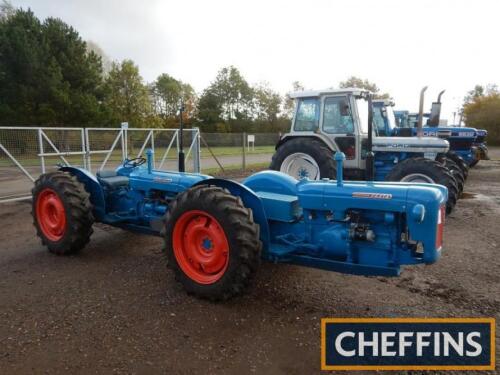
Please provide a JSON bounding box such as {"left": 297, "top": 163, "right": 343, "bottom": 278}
{"left": 417, "top": 86, "right": 428, "bottom": 137}
{"left": 428, "top": 90, "right": 445, "bottom": 127}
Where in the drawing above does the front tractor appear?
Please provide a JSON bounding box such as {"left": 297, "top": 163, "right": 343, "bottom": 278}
{"left": 270, "top": 88, "right": 459, "bottom": 214}
{"left": 32, "top": 150, "right": 447, "bottom": 301}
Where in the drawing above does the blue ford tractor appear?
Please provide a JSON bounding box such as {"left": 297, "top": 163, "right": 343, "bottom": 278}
{"left": 31, "top": 147, "right": 447, "bottom": 301}
{"left": 372, "top": 99, "right": 467, "bottom": 195}
{"left": 270, "top": 89, "right": 459, "bottom": 214}
{"left": 392, "top": 89, "right": 489, "bottom": 168}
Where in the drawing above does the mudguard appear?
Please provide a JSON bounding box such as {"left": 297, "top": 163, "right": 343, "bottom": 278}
{"left": 59, "top": 166, "right": 106, "bottom": 220}
{"left": 194, "top": 178, "right": 270, "bottom": 253}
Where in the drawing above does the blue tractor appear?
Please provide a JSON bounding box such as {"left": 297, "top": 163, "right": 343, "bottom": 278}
{"left": 31, "top": 147, "right": 447, "bottom": 301}
{"left": 270, "top": 89, "right": 459, "bottom": 214}
{"left": 372, "top": 99, "right": 467, "bottom": 195}
{"left": 392, "top": 89, "right": 489, "bottom": 168}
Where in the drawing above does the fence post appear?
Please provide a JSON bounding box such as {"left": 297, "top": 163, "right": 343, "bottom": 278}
{"left": 242, "top": 132, "right": 246, "bottom": 170}
{"left": 193, "top": 128, "right": 201, "bottom": 173}
{"left": 85, "top": 128, "right": 91, "bottom": 172}
{"left": 121, "top": 122, "right": 128, "bottom": 161}
{"left": 37, "top": 128, "right": 45, "bottom": 173}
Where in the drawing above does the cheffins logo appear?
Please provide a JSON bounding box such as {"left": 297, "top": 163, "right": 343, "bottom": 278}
{"left": 321, "top": 318, "right": 495, "bottom": 370}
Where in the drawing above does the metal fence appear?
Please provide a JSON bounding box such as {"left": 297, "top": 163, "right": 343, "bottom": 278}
{"left": 0, "top": 127, "right": 280, "bottom": 203}
{"left": 0, "top": 126, "right": 200, "bottom": 202}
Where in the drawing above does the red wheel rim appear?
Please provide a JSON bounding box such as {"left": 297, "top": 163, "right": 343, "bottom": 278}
{"left": 172, "top": 210, "right": 230, "bottom": 284}
{"left": 36, "top": 188, "right": 66, "bottom": 241}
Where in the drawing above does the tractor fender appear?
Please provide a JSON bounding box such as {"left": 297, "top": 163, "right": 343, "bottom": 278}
{"left": 275, "top": 132, "right": 337, "bottom": 152}
{"left": 59, "top": 166, "right": 106, "bottom": 221}
{"left": 194, "top": 178, "right": 270, "bottom": 253}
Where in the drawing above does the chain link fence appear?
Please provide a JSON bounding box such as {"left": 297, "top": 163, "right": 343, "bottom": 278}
{"left": 199, "top": 132, "right": 280, "bottom": 174}
{"left": 0, "top": 127, "right": 280, "bottom": 202}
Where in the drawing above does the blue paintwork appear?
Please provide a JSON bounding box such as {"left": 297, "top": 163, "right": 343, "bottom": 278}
{"left": 393, "top": 109, "right": 489, "bottom": 166}
{"left": 61, "top": 150, "right": 447, "bottom": 278}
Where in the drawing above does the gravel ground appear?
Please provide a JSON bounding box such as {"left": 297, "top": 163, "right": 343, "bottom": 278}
{"left": 0, "top": 150, "right": 499, "bottom": 374}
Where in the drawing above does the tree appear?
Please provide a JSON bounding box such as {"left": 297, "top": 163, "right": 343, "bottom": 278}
{"left": 463, "top": 86, "right": 500, "bottom": 145}
{"left": 0, "top": 9, "right": 66, "bottom": 125}
{"left": 151, "top": 73, "right": 196, "bottom": 127}
{"left": 0, "top": 0, "right": 15, "bottom": 22}
{"left": 283, "top": 81, "right": 304, "bottom": 119}
{"left": 209, "top": 66, "right": 253, "bottom": 120}
{"left": 42, "top": 17, "right": 104, "bottom": 125}
{"left": 339, "top": 76, "right": 391, "bottom": 99}
{"left": 253, "top": 83, "right": 281, "bottom": 124}
{"left": 102, "top": 60, "right": 152, "bottom": 127}
{"left": 196, "top": 88, "right": 223, "bottom": 131}
{"left": 0, "top": 8, "right": 104, "bottom": 126}
{"left": 86, "top": 40, "right": 112, "bottom": 74}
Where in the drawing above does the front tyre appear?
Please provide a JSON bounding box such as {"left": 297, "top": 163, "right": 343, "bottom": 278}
{"left": 32, "top": 171, "right": 94, "bottom": 255}
{"left": 162, "top": 185, "right": 262, "bottom": 301}
{"left": 385, "top": 157, "right": 459, "bottom": 215}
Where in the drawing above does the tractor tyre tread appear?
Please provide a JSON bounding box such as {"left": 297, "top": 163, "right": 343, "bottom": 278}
{"left": 32, "top": 171, "right": 94, "bottom": 255}
{"left": 162, "top": 185, "right": 262, "bottom": 301}
{"left": 445, "top": 151, "right": 469, "bottom": 179}
{"left": 385, "top": 157, "right": 458, "bottom": 215}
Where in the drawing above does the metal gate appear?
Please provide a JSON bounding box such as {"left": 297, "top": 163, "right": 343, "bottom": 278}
{"left": 0, "top": 126, "right": 200, "bottom": 203}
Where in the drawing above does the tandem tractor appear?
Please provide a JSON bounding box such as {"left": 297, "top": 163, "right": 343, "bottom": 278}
{"left": 32, "top": 147, "right": 447, "bottom": 301}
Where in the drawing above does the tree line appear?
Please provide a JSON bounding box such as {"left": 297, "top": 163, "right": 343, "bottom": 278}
{"left": 1, "top": 3, "right": 498, "bottom": 142}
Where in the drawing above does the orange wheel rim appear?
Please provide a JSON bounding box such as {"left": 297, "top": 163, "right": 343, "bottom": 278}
{"left": 36, "top": 188, "right": 66, "bottom": 241}
{"left": 172, "top": 210, "right": 229, "bottom": 284}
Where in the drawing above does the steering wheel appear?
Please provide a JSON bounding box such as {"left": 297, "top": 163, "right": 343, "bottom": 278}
{"left": 123, "top": 157, "right": 146, "bottom": 168}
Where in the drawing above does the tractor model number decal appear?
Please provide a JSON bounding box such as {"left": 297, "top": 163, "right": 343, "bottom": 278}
{"left": 352, "top": 192, "right": 392, "bottom": 200}
{"left": 458, "top": 132, "right": 475, "bottom": 137}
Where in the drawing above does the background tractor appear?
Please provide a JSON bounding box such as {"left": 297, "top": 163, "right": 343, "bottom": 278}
{"left": 31, "top": 148, "right": 447, "bottom": 301}
{"left": 372, "top": 98, "right": 467, "bottom": 195}
{"left": 392, "top": 89, "right": 489, "bottom": 167}
{"left": 269, "top": 88, "right": 459, "bottom": 214}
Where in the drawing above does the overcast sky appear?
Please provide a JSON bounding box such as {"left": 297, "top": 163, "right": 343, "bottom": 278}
{"left": 13, "top": 0, "right": 500, "bottom": 122}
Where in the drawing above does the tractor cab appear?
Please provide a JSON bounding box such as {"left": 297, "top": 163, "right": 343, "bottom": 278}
{"left": 277, "top": 88, "right": 450, "bottom": 180}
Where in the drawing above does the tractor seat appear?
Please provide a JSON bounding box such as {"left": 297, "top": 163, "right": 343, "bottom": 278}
{"left": 96, "top": 170, "right": 129, "bottom": 189}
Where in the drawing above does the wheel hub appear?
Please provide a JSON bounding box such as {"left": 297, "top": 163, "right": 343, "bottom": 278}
{"left": 280, "top": 152, "right": 320, "bottom": 180}
{"left": 36, "top": 188, "right": 66, "bottom": 241}
{"left": 172, "top": 210, "right": 229, "bottom": 284}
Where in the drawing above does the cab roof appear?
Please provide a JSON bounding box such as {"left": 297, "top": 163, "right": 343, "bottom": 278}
{"left": 289, "top": 87, "right": 370, "bottom": 99}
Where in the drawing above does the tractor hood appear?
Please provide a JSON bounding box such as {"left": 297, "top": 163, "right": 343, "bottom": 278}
{"left": 373, "top": 136, "right": 449, "bottom": 154}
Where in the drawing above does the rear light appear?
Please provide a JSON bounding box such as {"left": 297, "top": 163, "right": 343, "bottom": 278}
{"left": 436, "top": 205, "right": 445, "bottom": 250}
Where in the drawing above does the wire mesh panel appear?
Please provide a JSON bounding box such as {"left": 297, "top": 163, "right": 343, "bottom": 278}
{"left": 0, "top": 128, "right": 42, "bottom": 201}
{"left": 85, "top": 128, "right": 125, "bottom": 174}
{"left": 40, "top": 128, "right": 86, "bottom": 169}
{"left": 199, "top": 133, "right": 279, "bottom": 173}
{"left": 0, "top": 127, "right": 85, "bottom": 201}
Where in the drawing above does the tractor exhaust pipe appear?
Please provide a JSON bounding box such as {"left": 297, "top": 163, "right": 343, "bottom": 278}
{"left": 417, "top": 86, "right": 428, "bottom": 137}
{"left": 178, "top": 100, "right": 185, "bottom": 172}
{"left": 428, "top": 89, "right": 445, "bottom": 127}
{"left": 366, "top": 94, "right": 375, "bottom": 181}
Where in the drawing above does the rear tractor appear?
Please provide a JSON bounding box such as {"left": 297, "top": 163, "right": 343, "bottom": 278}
{"left": 32, "top": 148, "right": 446, "bottom": 301}
{"left": 270, "top": 88, "right": 459, "bottom": 214}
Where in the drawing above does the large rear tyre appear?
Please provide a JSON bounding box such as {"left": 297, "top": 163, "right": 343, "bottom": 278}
{"left": 162, "top": 185, "right": 262, "bottom": 301}
{"left": 385, "top": 157, "right": 459, "bottom": 215}
{"left": 445, "top": 151, "right": 469, "bottom": 179}
{"left": 32, "top": 171, "right": 94, "bottom": 255}
{"left": 270, "top": 138, "right": 336, "bottom": 180}
{"left": 440, "top": 157, "right": 465, "bottom": 196}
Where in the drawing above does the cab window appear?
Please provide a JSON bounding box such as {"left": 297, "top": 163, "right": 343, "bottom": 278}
{"left": 372, "top": 106, "right": 386, "bottom": 135}
{"left": 294, "top": 98, "right": 319, "bottom": 131}
{"left": 322, "top": 96, "right": 354, "bottom": 134}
